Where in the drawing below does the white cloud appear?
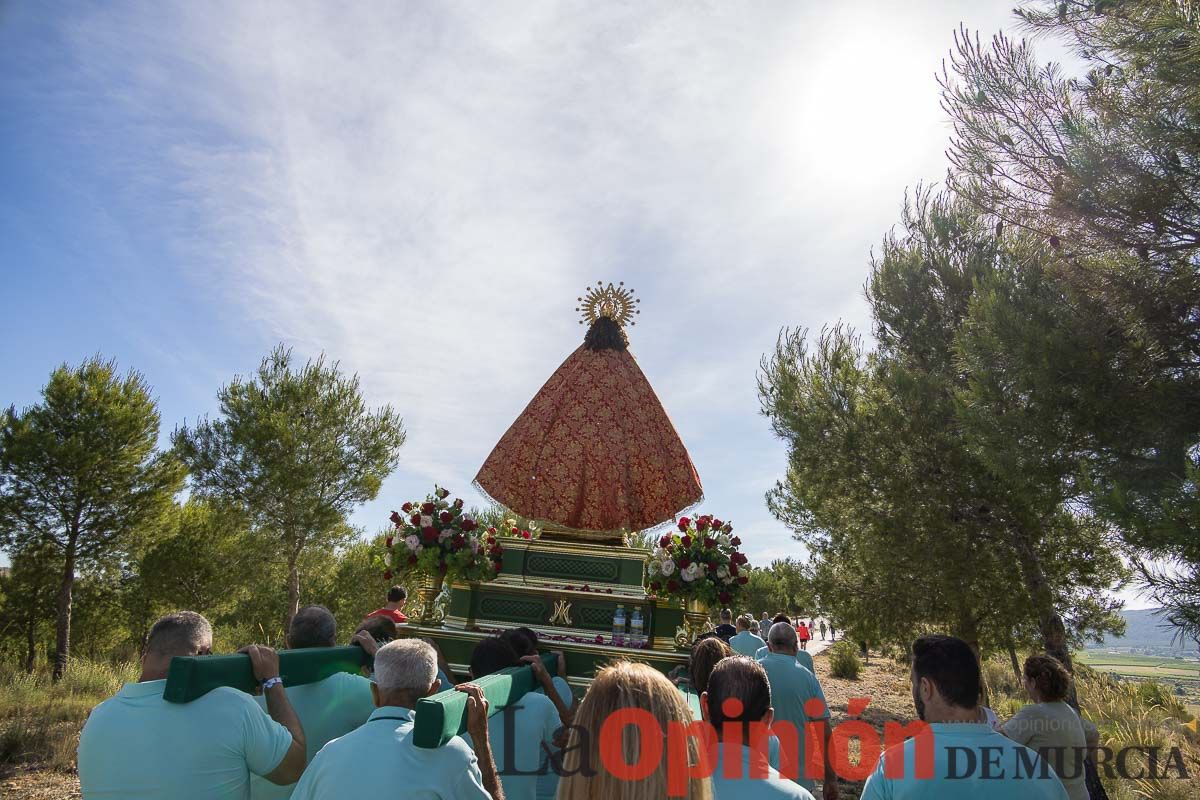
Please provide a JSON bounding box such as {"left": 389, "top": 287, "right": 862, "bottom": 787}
{"left": 51, "top": 0, "right": 1028, "bottom": 563}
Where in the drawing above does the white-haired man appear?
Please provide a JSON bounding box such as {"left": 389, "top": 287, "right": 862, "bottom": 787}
{"left": 290, "top": 638, "right": 504, "bottom": 800}
{"left": 729, "top": 614, "right": 766, "bottom": 657}
{"left": 78, "top": 611, "right": 306, "bottom": 799}
{"left": 758, "top": 622, "right": 838, "bottom": 800}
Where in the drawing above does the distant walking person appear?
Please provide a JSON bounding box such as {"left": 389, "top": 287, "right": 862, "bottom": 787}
{"left": 818, "top": 620, "right": 827, "bottom": 641}
{"left": 796, "top": 620, "right": 811, "bottom": 651}
{"left": 828, "top": 622, "right": 836, "bottom": 641}
{"left": 366, "top": 585, "right": 408, "bottom": 624}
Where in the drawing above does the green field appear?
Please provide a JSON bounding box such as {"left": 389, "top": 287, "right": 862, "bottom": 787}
{"left": 1077, "top": 650, "right": 1200, "bottom": 681}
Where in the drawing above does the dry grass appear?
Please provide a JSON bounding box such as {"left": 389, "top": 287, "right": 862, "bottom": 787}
{"left": 0, "top": 659, "right": 136, "bottom": 780}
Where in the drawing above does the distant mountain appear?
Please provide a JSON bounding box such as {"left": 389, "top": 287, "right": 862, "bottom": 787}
{"left": 1087, "top": 608, "right": 1193, "bottom": 654}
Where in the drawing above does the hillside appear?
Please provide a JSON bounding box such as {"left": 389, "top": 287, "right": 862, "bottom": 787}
{"left": 1088, "top": 608, "right": 1195, "bottom": 655}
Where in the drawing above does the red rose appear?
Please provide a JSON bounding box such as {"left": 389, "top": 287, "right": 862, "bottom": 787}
{"left": 452, "top": 534, "right": 465, "bottom": 548}
{"left": 677, "top": 557, "right": 691, "bottom": 569}
{"left": 649, "top": 581, "right": 661, "bottom": 593}
{"left": 718, "top": 591, "right": 731, "bottom": 603}
{"left": 389, "top": 511, "right": 403, "bottom": 525}
{"left": 712, "top": 518, "right": 723, "bottom": 529}
{"left": 659, "top": 535, "right": 671, "bottom": 547}
{"left": 667, "top": 580, "right": 681, "bottom": 593}
{"left": 681, "top": 535, "right": 692, "bottom": 547}
{"left": 678, "top": 517, "right": 690, "bottom": 531}
{"left": 436, "top": 487, "right": 450, "bottom": 499}
{"left": 410, "top": 513, "right": 421, "bottom": 526}
{"left": 422, "top": 526, "right": 438, "bottom": 541}
{"left": 462, "top": 519, "right": 477, "bottom": 532}
{"left": 708, "top": 561, "right": 718, "bottom": 572}
{"left": 407, "top": 554, "right": 418, "bottom": 565}
{"left": 696, "top": 517, "right": 709, "bottom": 530}
{"left": 730, "top": 536, "right": 742, "bottom": 547}
{"left": 385, "top": 536, "right": 394, "bottom": 548}
{"left": 440, "top": 511, "right": 453, "bottom": 524}
{"left": 383, "top": 569, "right": 393, "bottom": 580}
{"left": 704, "top": 537, "right": 716, "bottom": 549}
{"left": 521, "top": 530, "right": 531, "bottom": 539}
{"left": 487, "top": 527, "right": 497, "bottom": 535}
{"left": 737, "top": 576, "right": 749, "bottom": 585}
{"left": 401, "top": 502, "right": 413, "bottom": 513}
{"left": 729, "top": 563, "right": 739, "bottom": 576}
{"left": 421, "top": 502, "right": 436, "bottom": 514}
{"left": 453, "top": 498, "right": 464, "bottom": 509}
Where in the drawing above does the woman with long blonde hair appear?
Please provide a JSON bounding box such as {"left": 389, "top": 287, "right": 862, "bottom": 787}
{"left": 558, "top": 661, "right": 712, "bottom": 800}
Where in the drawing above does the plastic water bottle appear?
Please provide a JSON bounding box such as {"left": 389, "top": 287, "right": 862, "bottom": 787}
{"left": 630, "top": 609, "right": 644, "bottom": 648}
{"left": 612, "top": 604, "right": 626, "bottom": 647}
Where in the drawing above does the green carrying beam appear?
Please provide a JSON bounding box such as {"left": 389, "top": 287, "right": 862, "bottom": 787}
{"left": 412, "top": 653, "right": 557, "bottom": 749}
{"left": 163, "top": 646, "right": 368, "bottom": 704}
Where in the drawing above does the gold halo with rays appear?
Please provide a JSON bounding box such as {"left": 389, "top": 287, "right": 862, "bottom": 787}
{"left": 575, "top": 281, "right": 641, "bottom": 327}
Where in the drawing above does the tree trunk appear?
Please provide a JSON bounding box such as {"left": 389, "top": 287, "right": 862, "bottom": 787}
{"left": 1010, "top": 524, "right": 1108, "bottom": 800}
{"left": 24, "top": 615, "right": 36, "bottom": 673}
{"left": 52, "top": 547, "right": 76, "bottom": 681}
{"left": 286, "top": 546, "right": 301, "bottom": 631}
{"left": 1007, "top": 640, "right": 1021, "bottom": 682}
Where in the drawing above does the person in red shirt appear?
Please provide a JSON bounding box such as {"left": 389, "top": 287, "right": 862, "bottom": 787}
{"left": 796, "top": 618, "right": 811, "bottom": 650}
{"left": 366, "top": 585, "right": 408, "bottom": 624}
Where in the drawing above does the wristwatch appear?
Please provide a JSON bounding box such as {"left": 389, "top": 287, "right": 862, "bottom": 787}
{"left": 261, "top": 676, "right": 284, "bottom": 692}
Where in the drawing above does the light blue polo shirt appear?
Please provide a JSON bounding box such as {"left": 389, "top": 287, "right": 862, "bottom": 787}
{"left": 78, "top": 679, "right": 293, "bottom": 800}
{"left": 756, "top": 652, "right": 829, "bottom": 792}
{"left": 291, "top": 705, "right": 490, "bottom": 800}
{"left": 464, "top": 690, "right": 559, "bottom": 800}
{"left": 860, "top": 722, "right": 1069, "bottom": 800}
{"left": 710, "top": 742, "right": 816, "bottom": 800}
{"left": 535, "top": 676, "right": 575, "bottom": 800}
{"left": 250, "top": 671, "right": 376, "bottom": 800}
{"left": 755, "top": 645, "right": 814, "bottom": 673}
{"left": 730, "top": 631, "right": 767, "bottom": 657}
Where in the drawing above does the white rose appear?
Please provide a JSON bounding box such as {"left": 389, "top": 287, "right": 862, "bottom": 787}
{"left": 717, "top": 565, "right": 729, "bottom": 579}
{"left": 439, "top": 528, "right": 453, "bottom": 541}
{"left": 661, "top": 559, "right": 676, "bottom": 576}
{"left": 383, "top": 551, "right": 392, "bottom": 567}
{"left": 405, "top": 535, "right": 421, "bottom": 552}
{"left": 470, "top": 538, "right": 480, "bottom": 553}
{"left": 420, "top": 515, "right": 434, "bottom": 528}
{"left": 648, "top": 561, "right": 661, "bottom": 576}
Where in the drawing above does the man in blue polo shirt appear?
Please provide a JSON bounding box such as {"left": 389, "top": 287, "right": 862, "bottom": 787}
{"left": 290, "top": 639, "right": 503, "bottom": 800}
{"left": 78, "top": 611, "right": 306, "bottom": 799}
{"left": 730, "top": 614, "right": 767, "bottom": 656}
{"left": 250, "top": 605, "right": 379, "bottom": 800}
{"left": 860, "top": 634, "right": 1068, "bottom": 799}
{"left": 701, "top": 657, "right": 814, "bottom": 800}
{"left": 757, "top": 623, "right": 837, "bottom": 800}
{"left": 755, "top": 614, "right": 815, "bottom": 673}
{"left": 464, "top": 636, "right": 572, "bottom": 800}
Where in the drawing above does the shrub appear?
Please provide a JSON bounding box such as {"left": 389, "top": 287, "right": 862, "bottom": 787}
{"left": 829, "top": 640, "right": 862, "bottom": 680}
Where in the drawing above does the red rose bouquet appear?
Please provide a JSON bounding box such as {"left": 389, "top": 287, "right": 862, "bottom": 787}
{"left": 383, "top": 486, "right": 501, "bottom": 583}
{"left": 645, "top": 514, "right": 749, "bottom": 606}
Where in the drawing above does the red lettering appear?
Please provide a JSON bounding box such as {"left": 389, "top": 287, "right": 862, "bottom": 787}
{"left": 599, "top": 708, "right": 662, "bottom": 781}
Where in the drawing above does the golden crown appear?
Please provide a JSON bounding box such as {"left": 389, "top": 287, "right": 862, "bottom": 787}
{"left": 576, "top": 281, "right": 640, "bottom": 327}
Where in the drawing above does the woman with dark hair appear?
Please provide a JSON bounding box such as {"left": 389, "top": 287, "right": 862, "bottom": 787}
{"left": 1001, "top": 655, "right": 1090, "bottom": 800}
{"left": 689, "top": 636, "right": 734, "bottom": 695}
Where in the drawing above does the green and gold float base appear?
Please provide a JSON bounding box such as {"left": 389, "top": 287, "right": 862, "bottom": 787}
{"left": 403, "top": 537, "right": 699, "bottom": 690}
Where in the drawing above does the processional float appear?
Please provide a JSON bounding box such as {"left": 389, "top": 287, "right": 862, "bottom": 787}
{"left": 162, "top": 284, "right": 712, "bottom": 732}
{"left": 410, "top": 282, "right": 709, "bottom": 687}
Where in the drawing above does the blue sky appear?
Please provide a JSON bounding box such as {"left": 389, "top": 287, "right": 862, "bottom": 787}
{"left": 1, "top": 2, "right": 1146, "bottom": 606}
